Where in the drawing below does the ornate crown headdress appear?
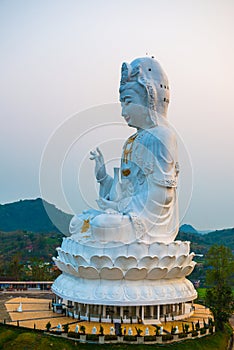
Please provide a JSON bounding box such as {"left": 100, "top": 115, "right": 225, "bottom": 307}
{"left": 120, "top": 57, "right": 170, "bottom": 113}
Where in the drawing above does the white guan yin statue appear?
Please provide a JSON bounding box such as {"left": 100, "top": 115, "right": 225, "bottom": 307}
{"left": 52, "top": 57, "right": 197, "bottom": 320}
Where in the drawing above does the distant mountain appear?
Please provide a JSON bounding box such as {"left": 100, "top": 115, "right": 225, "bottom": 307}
{"left": 0, "top": 198, "right": 72, "bottom": 234}
{"left": 179, "top": 224, "right": 198, "bottom": 234}
{"left": 0, "top": 198, "right": 233, "bottom": 254}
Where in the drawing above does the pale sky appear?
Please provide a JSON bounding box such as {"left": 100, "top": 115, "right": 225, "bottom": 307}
{"left": 1, "top": 0, "right": 234, "bottom": 231}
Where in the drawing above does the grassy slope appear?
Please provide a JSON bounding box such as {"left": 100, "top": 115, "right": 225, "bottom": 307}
{"left": 0, "top": 325, "right": 231, "bottom": 350}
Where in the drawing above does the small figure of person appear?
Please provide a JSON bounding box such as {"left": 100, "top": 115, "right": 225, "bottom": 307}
{"left": 110, "top": 326, "right": 115, "bottom": 335}
{"left": 92, "top": 326, "right": 97, "bottom": 334}
{"left": 124, "top": 326, "right": 127, "bottom": 335}
{"left": 75, "top": 324, "right": 79, "bottom": 333}
{"left": 159, "top": 326, "right": 163, "bottom": 335}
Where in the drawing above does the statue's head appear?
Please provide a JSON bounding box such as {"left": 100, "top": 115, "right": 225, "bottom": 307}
{"left": 119, "top": 57, "right": 170, "bottom": 128}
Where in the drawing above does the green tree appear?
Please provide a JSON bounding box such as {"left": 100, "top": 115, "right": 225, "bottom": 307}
{"left": 205, "top": 245, "right": 234, "bottom": 330}
{"left": 7, "top": 253, "right": 23, "bottom": 280}
{"left": 31, "top": 258, "right": 51, "bottom": 281}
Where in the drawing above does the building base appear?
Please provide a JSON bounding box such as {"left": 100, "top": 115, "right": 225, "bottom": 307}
{"left": 52, "top": 272, "right": 197, "bottom": 323}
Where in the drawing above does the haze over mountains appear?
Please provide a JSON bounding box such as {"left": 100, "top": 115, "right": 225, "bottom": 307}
{"left": 0, "top": 198, "right": 233, "bottom": 253}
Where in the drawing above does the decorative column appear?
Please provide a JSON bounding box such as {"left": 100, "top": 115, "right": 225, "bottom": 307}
{"left": 156, "top": 305, "right": 159, "bottom": 320}
{"left": 136, "top": 306, "right": 140, "bottom": 318}
{"left": 141, "top": 306, "right": 144, "bottom": 321}
{"left": 86, "top": 304, "right": 89, "bottom": 316}
{"left": 120, "top": 306, "right": 124, "bottom": 318}
{"left": 103, "top": 305, "right": 106, "bottom": 318}
{"left": 98, "top": 305, "right": 102, "bottom": 316}
{"left": 150, "top": 305, "right": 154, "bottom": 319}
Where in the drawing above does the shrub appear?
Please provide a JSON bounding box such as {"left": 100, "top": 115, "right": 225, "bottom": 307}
{"left": 203, "top": 318, "right": 208, "bottom": 329}
{"left": 178, "top": 333, "right": 188, "bottom": 339}
{"left": 162, "top": 334, "right": 173, "bottom": 341}
{"left": 50, "top": 330, "right": 62, "bottom": 335}
{"left": 144, "top": 335, "right": 156, "bottom": 342}
{"left": 171, "top": 326, "right": 177, "bottom": 334}
{"left": 123, "top": 335, "right": 137, "bottom": 341}
{"left": 208, "top": 317, "right": 215, "bottom": 326}
{"left": 200, "top": 327, "right": 206, "bottom": 335}
{"left": 105, "top": 334, "right": 117, "bottom": 340}
{"left": 68, "top": 331, "right": 80, "bottom": 339}
{"left": 191, "top": 330, "right": 198, "bottom": 337}
{"left": 86, "top": 334, "right": 99, "bottom": 341}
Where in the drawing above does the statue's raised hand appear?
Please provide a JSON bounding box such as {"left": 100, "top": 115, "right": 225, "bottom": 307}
{"left": 90, "top": 147, "right": 107, "bottom": 181}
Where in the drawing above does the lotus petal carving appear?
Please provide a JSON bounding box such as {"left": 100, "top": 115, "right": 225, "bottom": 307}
{"left": 165, "top": 266, "right": 183, "bottom": 279}
{"left": 181, "top": 262, "right": 196, "bottom": 277}
{"left": 65, "top": 252, "right": 76, "bottom": 266}
{"left": 167, "top": 242, "right": 180, "bottom": 256}
{"left": 186, "top": 253, "right": 195, "bottom": 265}
{"left": 78, "top": 266, "right": 99, "bottom": 279}
{"left": 128, "top": 242, "right": 148, "bottom": 258}
{"left": 65, "top": 263, "right": 79, "bottom": 276}
{"left": 176, "top": 254, "right": 188, "bottom": 266}
{"left": 179, "top": 242, "right": 190, "bottom": 255}
{"left": 115, "top": 256, "right": 137, "bottom": 271}
{"left": 147, "top": 267, "right": 168, "bottom": 280}
{"left": 91, "top": 255, "right": 113, "bottom": 270}
{"left": 148, "top": 242, "right": 165, "bottom": 257}
{"left": 57, "top": 249, "right": 68, "bottom": 264}
{"left": 56, "top": 248, "right": 63, "bottom": 260}
{"left": 53, "top": 258, "right": 79, "bottom": 277}
{"left": 158, "top": 256, "right": 175, "bottom": 268}
{"left": 100, "top": 267, "right": 124, "bottom": 280}
{"left": 104, "top": 242, "right": 128, "bottom": 258}
{"left": 138, "top": 256, "right": 158, "bottom": 269}
{"left": 125, "top": 268, "right": 147, "bottom": 280}
{"left": 73, "top": 255, "right": 89, "bottom": 267}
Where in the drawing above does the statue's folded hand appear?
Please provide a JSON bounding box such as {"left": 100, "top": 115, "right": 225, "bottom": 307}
{"left": 96, "top": 198, "right": 118, "bottom": 211}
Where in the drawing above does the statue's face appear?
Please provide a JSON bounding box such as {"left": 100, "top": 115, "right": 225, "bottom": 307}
{"left": 120, "top": 85, "right": 153, "bottom": 129}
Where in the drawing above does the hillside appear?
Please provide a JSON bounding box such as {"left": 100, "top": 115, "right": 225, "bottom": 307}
{"left": 0, "top": 199, "right": 233, "bottom": 256}
{"left": 177, "top": 227, "right": 234, "bottom": 254}
{"left": 0, "top": 198, "right": 72, "bottom": 234}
